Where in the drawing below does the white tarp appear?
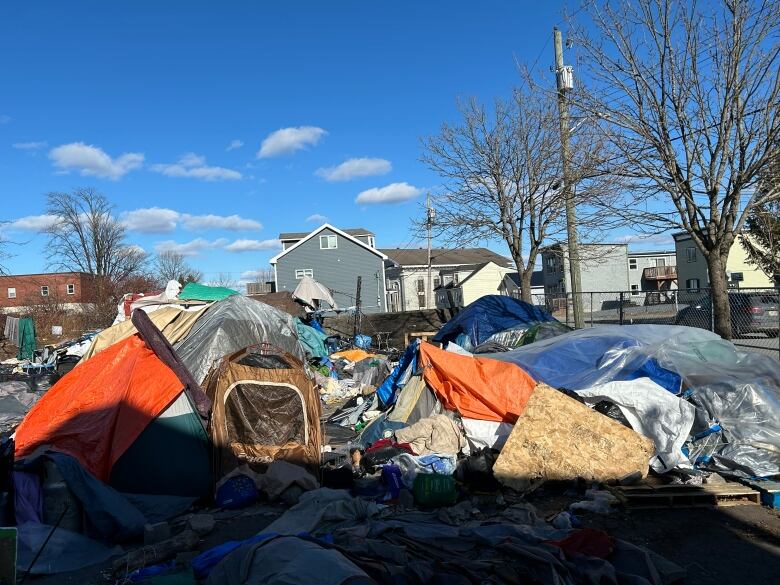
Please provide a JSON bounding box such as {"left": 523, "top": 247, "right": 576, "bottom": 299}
{"left": 292, "top": 276, "right": 337, "bottom": 310}
{"left": 577, "top": 378, "right": 696, "bottom": 473}
{"left": 462, "top": 418, "right": 513, "bottom": 451}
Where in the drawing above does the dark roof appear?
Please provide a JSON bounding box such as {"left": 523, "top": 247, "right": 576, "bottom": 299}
{"left": 279, "top": 227, "right": 374, "bottom": 241}
{"left": 627, "top": 250, "right": 676, "bottom": 257}
{"left": 379, "top": 247, "right": 511, "bottom": 268}
{"left": 505, "top": 270, "right": 545, "bottom": 288}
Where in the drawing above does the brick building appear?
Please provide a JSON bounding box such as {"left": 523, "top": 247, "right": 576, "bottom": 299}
{"left": 0, "top": 272, "right": 102, "bottom": 312}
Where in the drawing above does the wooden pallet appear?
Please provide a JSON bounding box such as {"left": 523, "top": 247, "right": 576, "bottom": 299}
{"left": 735, "top": 479, "right": 780, "bottom": 509}
{"left": 608, "top": 481, "right": 761, "bottom": 509}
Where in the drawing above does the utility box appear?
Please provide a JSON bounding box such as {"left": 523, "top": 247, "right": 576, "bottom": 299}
{"left": 557, "top": 65, "right": 574, "bottom": 91}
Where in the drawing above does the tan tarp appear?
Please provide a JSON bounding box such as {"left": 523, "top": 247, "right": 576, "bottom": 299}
{"left": 493, "top": 383, "right": 654, "bottom": 492}
{"left": 204, "top": 348, "right": 322, "bottom": 476}
{"left": 81, "top": 305, "right": 208, "bottom": 361}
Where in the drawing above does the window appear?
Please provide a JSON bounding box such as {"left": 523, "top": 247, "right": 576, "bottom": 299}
{"left": 629, "top": 258, "right": 637, "bottom": 270}
{"left": 368, "top": 236, "right": 375, "bottom": 248}
{"left": 319, "top": 235, "right": 337, "bottom": 249}
{"left": 686, "top": 247, "right": 697, "bottom": 262}
{"left": 453, "top": 273, "right": 459, "bottom": 284}
{"left": 686, "top": 278, "right": 700, "bottom": 291}
{"left": 546, "top": 257, "right": 556, "bottom": 272}
{"left": 7, "top": 287, "right": 16, "bottom": 299}
{"left": 630, "top": 284, "right": 640, "bottom": 296}
{"left": 66, "top": 283, "right": 75, "bottom": 295}
{"left": 41, "top": 286, "right": 49, "bottom": 297}
{"left": 433, "top": 277, "right": 441, "bottom": 288}
{"left": 655, "top": 258, "right": 666, "bottom": 267}
{"left": 294, "top": 269, "right": 314, "bottom": 279}
{"left": 416, "top": 279, "right": 425, "bottom": 293}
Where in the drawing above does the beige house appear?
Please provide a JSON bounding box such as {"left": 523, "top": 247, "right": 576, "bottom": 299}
{"left": 382, "top": 248, "right": 511, "bottom": 312}
{"left": 674, "top": 232, "right": 774, "bottom": 290}
{"left": 435, "top": 261, "right": 514, "bottom": 309}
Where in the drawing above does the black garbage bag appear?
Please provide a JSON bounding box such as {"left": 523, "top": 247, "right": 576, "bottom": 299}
{"left": 456, "top": 447, "right": 501, "bottom": 492}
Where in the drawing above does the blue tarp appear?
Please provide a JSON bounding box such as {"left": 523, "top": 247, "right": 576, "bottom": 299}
{"left": 295, "top": 319, "right": 328, "bottom": 358}
{"left": 432, "top": 295, "right": 556, "bottom": 348}
{"left": 376, "top": 340, "right": 419, "bottom": 406}
{"left": 489, "top": 326, "right": 703, "bottom": 393}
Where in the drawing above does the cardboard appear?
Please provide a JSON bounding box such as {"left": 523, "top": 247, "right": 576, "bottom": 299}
{"left": 493, "top": 384, "right": 655, "bottom": 492}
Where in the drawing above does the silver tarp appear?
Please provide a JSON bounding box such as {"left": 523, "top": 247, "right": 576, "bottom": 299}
{"left": 174, "top": 295, "right": 304, "bottom": 384}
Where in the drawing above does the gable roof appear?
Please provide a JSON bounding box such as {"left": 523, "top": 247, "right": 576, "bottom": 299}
{"left": 505, "top": 270, "right": 545, "bottom": 288}
{"left": 270, "top": 223, "right": 387, "bottom": 264}
{"left": 279, "top": 227, "right": 374, "bottom": 241}
{"left": 380, "top": 247, "right": 511, "bottom": 268}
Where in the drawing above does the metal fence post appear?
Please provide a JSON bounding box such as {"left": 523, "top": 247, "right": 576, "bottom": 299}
{"left": 619, "top": 291, "right": 624, "bottom": 325}
{"left": 590, "top": 292, "right": 594, "bottom": 328}
{"left": 709, "top": 289, "right": 715, "bottom": 332}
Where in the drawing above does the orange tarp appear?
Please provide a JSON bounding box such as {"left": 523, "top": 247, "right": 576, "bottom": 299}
{"left": 15, "top": 334, "right": 183, "bottom": 482}
{"left": 418, "top": 342, "right": 536, "bottom": 423}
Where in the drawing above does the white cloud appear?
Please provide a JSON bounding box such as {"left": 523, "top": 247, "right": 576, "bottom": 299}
{"left": 355, "top": 182, "right": 423, "bottom": 205}
{"left": 240, "top": 269, "right": 270, "bottom": 280}
{"left": 49, "top": 142, "right": 144, "bottom": 180}
{"left": 224, "top": 238, "right": 281, "bottom": 252}
{"left": 257, "top": 126, "right": 327, "bottom": 158}
{"left": 613, "top": 233, "right": 674, "bottom": 246}
{"left": 0, "top": 115, "right": 10, "bottom": 124}
{"left": 316, "top": 157, "right": 391, "bottom": 182}
{"left": 226, "top": 139, "right": 244, "bottom": 151}
{"left": 6, "top": 214, "right": 60, "bottom": 231}
{"left": 151, "top": 152, "right": 242, "bottom": 181}
{"left": 120, "top": 207, "right": 261, "bottom": 233}
{"left": 182, "top": 214, "right": 261, "bottom": 231}
{"left": 13, "top": 141, "right": 47, "bottom": 150}
{"left": 121, "top": 208, "right": 181, "bottom": 233}
{"left": 306, "top": 213, "right": 329, "bottom": 223}
{"left": 154, "top": 237, "right": 228, "bottom": 257}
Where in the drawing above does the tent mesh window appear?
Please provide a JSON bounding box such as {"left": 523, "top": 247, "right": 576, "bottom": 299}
{"left": 236, "top": 354, "right": 292, "bottom": 369}
{"left": 225, "top": 383, "right": 305, "bottom": 445}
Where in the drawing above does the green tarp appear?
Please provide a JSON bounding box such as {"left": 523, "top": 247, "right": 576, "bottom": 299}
{"left": 295, "top": 318, "right": 328, "bottom": 358}
{"left": 17, "top": 317, "right": 36, "bottom": 361}
{"left": 179, "top": 282, "right": 238, "bottom": 302}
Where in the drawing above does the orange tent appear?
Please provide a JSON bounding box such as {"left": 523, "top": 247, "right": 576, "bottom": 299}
{"left": 15, "top": 334, "right": 184, "bottom": 482}
{"left": 418, "top": 342, "right": 536, "bottom": 423}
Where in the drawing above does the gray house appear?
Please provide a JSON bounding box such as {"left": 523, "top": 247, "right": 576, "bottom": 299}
{"left": 541, "top": 243, "right": 630, "bottom": 295}
{"left": 271, "top": 224, "right": 387, "bottom": 313}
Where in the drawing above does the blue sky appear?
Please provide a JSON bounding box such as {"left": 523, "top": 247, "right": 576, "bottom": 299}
{"left": 0, "top": 1, "right": 658, "bottom": 284}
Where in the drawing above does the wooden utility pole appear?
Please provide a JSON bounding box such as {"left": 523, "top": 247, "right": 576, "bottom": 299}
{"left": 426, "top": 193, "right": 435, "bottom": 309}
{"left": 554, "top": 26, "right": 583, "bottom": 328}
{"left": 353, "top": 275, "right": 362, "bottom": 342}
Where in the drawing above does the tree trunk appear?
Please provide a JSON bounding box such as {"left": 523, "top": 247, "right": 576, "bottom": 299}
{"left": 707, "top": 252, "right": 732, "bottom": 340}
{"left": 520, "top": 267, "right": 534, "bottom": 303}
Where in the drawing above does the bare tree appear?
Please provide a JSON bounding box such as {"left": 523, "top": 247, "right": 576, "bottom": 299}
{"left": 154, "top": 250, "right": 202, "bottom": 286}
{"left": 420, "top": 84, "right": 611, "bottom": 301}
{"left": 210, "top": 272, "right": 239, "bottom": 290}
{"left": 571, "top": 0, "right": 780, "bottom": 338}
{"left": 45, "top": 188, "right": 147, "bottom": 297}
{"left": 249, "top": 267, "right": 275, "bottom": 284}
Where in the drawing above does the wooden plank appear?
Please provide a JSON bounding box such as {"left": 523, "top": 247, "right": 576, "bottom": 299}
{"left": 609, "top": 482, "right": 761, "bottom": 509}
{"left": 735, "top": 479, "right": 780, "bottom": 509}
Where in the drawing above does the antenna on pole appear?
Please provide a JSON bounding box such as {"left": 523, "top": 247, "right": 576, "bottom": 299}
{"left": 426, "top": 193, "right": 435, "bottom": 310}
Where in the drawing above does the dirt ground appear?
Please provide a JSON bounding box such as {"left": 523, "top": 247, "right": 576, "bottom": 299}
{"left": 23, "top": 495, "right": 780, "bottom": 585}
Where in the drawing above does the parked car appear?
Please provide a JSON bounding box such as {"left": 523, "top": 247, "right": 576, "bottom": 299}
{"left": 674, "top": 292, "right": 779, "bottom": 337}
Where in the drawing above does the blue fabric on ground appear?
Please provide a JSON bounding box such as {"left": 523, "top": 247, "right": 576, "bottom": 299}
{"left": 49, "top": 452, "right": 147, "bottom": 541}
{"left": 192, "top": 532, "right": 278, "bottom": 579}
{"left": 432, "top": 295, "right": 555, "bottom": 347}
{"left": 376, "top": 340, "right": 419, "bottom": 406}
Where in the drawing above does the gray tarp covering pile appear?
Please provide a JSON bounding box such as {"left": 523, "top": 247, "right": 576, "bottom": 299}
{"left": 174, "top": 295, "right": 304, "bottom": 384}
{"left": 490, "top": 325, "right": 780, "bottom": 478}
{"left": 0, "top": 381, "right": 45, "bottom": 433}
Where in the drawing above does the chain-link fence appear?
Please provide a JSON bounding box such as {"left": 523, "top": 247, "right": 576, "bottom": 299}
{"left": 529, "top": 287, "right": 780, "bottom": 360}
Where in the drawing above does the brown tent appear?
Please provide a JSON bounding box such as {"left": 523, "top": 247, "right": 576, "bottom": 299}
{"left": 204, "top": 344, "right": 321, "bottom": 476}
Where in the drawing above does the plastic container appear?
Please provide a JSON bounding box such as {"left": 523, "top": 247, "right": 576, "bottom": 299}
{"left": 412, "top": 473, "right": 457, "bottom": 507}
{"left": 381, "top": 465, "right": 403, "bottom": 501}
